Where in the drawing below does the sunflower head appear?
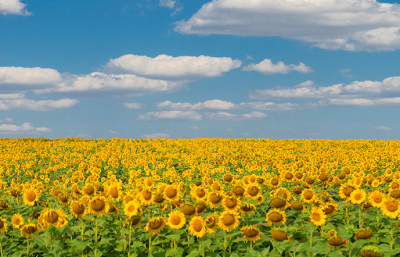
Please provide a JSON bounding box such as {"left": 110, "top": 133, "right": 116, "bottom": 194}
{"left": 328, "top": 236, "right": 347, "bottom": 249}
{"left": 266, "top": 210, "right": 287, "bottom": 226}
{"left": 0, "top": 217, "right": 8, "bottom": 234}
{"left": 89, "top": 196, "right": 110, "bottom": 216}
{"left": 124, "top": 200, "right": 142, "bottom": 217}
{"left": 23, "top": 188, "right": 40, "bottom": 207}
{"left": 167, "top": 211, "right": 186, "bottom": 230}
{"left": 271, "top": 228, "right": 289, "bottom": 241}
{"left": 205, "top": 213, "right": 218, "bottom": 234}
{"left": 70, "top": 201, "right": 86, "bottom": 218}
{"left": 145, "top": 217, "right": 166, "bottom": 235}
{"left": 359, "top": 245, "right": 383, "bottom": 257}
{"left": 11, "top": 213, "right": 24, "bottom": 229}
{"left": 21, "top": 224, "right": 40, "bottom": 238}
{"left": 356, "top": 229, "right": 372, "bottom": 240}
{"left": 189, "top": 216, "right": 206, "bottom": 238}
{"left": 218, "top": 210, "right": 240, "bottom": 232}
{"left": 309, "top": 207, "right": 327, "bottom": 226}
{"left": 240, "top": 226, "right": 262, "bottom": 242}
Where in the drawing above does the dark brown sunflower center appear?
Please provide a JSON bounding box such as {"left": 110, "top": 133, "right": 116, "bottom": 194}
{"left": 222, "top": 214, "right": 235, "bottom": 226}
{"left": 271, "top": 178, "right": 279, "bottom": 185}
{"left": 356, "top": 230, "right": 372, "bottom": 239}
{"left": 196, "top": 188, "right": 205, "bottom": 198}
{"left": 324, "top": 205, "right": 334, "bottom": 214}
{"left": 291, "top": 202, "right": 304, "bottom": 210}
{"left": 192, "top": 220, "right": 203, "bottom": 232}
{"left": 110, "top": 188, "right": 119, "bottom": 198}
{"left": 272, "top": 230, "right": 287, "bottom": 241}
{"left": 58, "top": 194, "right": 68, "bottom": 203}
{"left": 343, "top": 186, "right": 355, "bottom": 197}
{"left": 149, "top": 219, "right": 163, "bottom": 229}
{"left": 225, "top": 198, "right": 237, "bottom": 208}
{"left": 47, "top": 211, "right": 59, "bottom": 223}
{"left": 26, "top": 191, "right": 36, "bottom": 202}
{"left": 181, "top": 204, "right": 196, "bottom": 216}
{"left": 386, "top": 201, "right": 398, "bottom": 212}
{"left": 224, "top": 174, "right": 233, "bottom": 182}
{"left": 84, "top": 186, "right": 94, "bottom": 195}
{"left": 373, "top": 195, "right": 383, "bottom": 203}
{"left": 154, "top": 194, "right": 164, "bottom": 203}
{"left": 272, "top": 198, "right": 286, "bottom": 208}
{"left": 268, "top": 212, "right": 283, "bottom": 222}
{"left": 210, "top": 194, "right": 221, "bottom": 203}
{"left": 91, "top": 199, "right": 105, "bottom": 212}
{"left": 390, "top": 190, "right": 400, "bottom": 199}
{"left": 329, "top": 236, "right": 345, "bottom": 246}
{"left": 244, "top": 228, "right": 259, "bottom": 237}
{"left": 165, "top": 188, "right": 177, "bottom": 198}
{"left": 170, "top": 215, "right": 181, "bottom": 225}
{"left": 304, "top": 191, "right": 313, "bottom": 200}
{"left": 0, "top": 220, "right": 3, "bottom": 228}
{"left": 285, "top": 173, "right": 293, "bottom": 180}
{"left": 232, "top": 186, "right": 244, "bottom": 196}
{"left": 247, "top": 186, "right": 259, "bottom": 196}
{"left": 142, "top": 191, "right": 152, "bottom": 201}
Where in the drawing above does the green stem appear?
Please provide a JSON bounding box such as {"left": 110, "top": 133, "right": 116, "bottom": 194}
{"left": 128, "top": 222, "right": 132, "bottom": 257}
{"left": 309, "top": 222, "right": 313, "bottom": 257}
{"left": 149, "top": 234, "right": 152, "bottom": 255}
{"left": 358, "top": 205, "right": 362, "bottom": 229}
{"left": 0, "top": 235, "right": 3, "bottom": 256}
{"left": 94, "top": 216, "right": 98, "bottom": 255}
{"left": 27, "top": 238, "right": 30, "bottom": 257}
{"left": 390, "top": 222, "right": 395, "bottom": 250}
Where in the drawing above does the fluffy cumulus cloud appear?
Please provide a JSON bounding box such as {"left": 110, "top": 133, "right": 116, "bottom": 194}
{"left": 0, "top": 122, "right": 52, "bottom": 133}
{"left": 157, "top": 99, "right": 237, "bottom": 110}
{"left": 0, "top": 67, "right": 62, "bottom": 92}
{"left": 0, "top": 117, "right": 13, "bottom": 124}
{"left": 372, "top": 126, "right": 393, "bottom": 130}
{"left": 159, "top": 0, "right": 176, "bottom": 8}
{"left": 137, "top": 111, "right": 202, "bottom": 121}
{"left": 0, "top": 97, "right": 79, "bottom": 111}
{"left": 34, "top": 72, "right": 186, "bottom": 98}
{"left": 106, "top": 54, "right": 241, "bottom": 80}
{"left": 122, "top": 102, "right": 143, "bottom": 109}
{"left": 0, "top": 0, "right": 31, "bottom": 15}
{"left": 141, "top": 133, "right": 171, "bottom": 139}
{"left": 204, "top": 111, "right": 267, "bottom": 121}
{"left": 243, "top": 59, "right": 313, "bottom": 74}
{"left": 175, "top": 0, "right": 400, "bottom": 52}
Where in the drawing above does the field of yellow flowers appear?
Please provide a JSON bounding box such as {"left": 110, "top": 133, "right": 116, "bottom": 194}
{"left": 0, "top": 138, "right": 399, "bottom": 257}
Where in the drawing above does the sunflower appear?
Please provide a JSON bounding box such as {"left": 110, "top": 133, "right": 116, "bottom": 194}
{"left": 106, "top": 183, "right": 122, "bottom": 201}
{"left": 241, "top": 226, "right": 263, "bottom": 243}
{"left": 70, "top": 201, "right": 87, "bottom": 218}
{"left": 301, "top": 189, "right": 317, "bottom": 204}
{"left": 269, "top": 177, "right": 281, "bottom": 189}
{"left": 371, "top": 179, "right": 381, "bottom": 188}
{"left": 20, "top": 224, "right": 40, "bottom": 238}
{"left": 207, "top": 191, "right": 224, "bottom": 209}
{"left": 205, "top": 213, "right": 218, "bottom": 234}
{"left": 191, "top": 186, "right": 208, "bottom": 202}
{"left": 0, "top": 217, "right": 7, "bottom": 234}
{"left": 240, "top": 202, "right": 257, "bottom": 216}
{"left": 328, "top": 236, "right": 347, "bottom": 249}
{"left": 272, "top": 187, "right": 292, "bottom": 201}
{"left": 57, "top": 193, "right": 69, "bottom": 206}
{"left": 309, "top": 207, "right": 327, "bottom": 226}
{"left": 163, "top": 185, "right": 180, "bottom": 203}
{"left": 339, "top": 184, "right": 356, "bottom": 201}
{"left": 124, "top": 200, "right": 142, "bottom": 217}
{"left": 82, "top": 183, "right": 96, "bottom": 197}
{"left": 23, "top": 188, "right": 40, "bottom": 207}
{"left": 218, "top": 210, "right": 240, "bottom": 232}
{"left": 231, "top": 184, "right": 245, "bottom": 198}
{"left": 181, "top": 203, "right": 197, "bottom": 218}
{"left": 380, "top": 197, "right": 400, "bottom": 219}
{"left": 145, "top": 217, "right": 166, "bottom": 235}
{"left": 167, "top": 211, "right": 186, "bottom": 230}
{"left": 153, "top": 192, "right": 165, "bottom": 206}
{"left": 271, "top": 228, "right": 289, "bottom": 241}
{"left": 221, "top": 196, "right": 241, "bottom": 212}
{"left": 189, "top": 216, "right": 206, "bottom": 238}
{"left": 369, "top": 190, "right": 385, "bottom": 208}
{"left": 89, "top": 196, "right": 110, "bottom": 216}
{"left": 323, "top": 203, "right": 338, "bottom": 216}
{"left": 125, "top": 216, "right": 141, "bottom": 228}
{"left": 271, "top": 197, "right": 290, "bottom": 211}
{"left": 355, "top": 229, "right": 372, "bottom": 240}
{"left": 290, "top": 202, "right": 305, "bottom": 212}
{"left": 349, "top": 189, "right": 366, "bottom": 205}
{"left": 265, "top": 210, "right": 287, "bottom": 226}
{"left": 222, "top": 173, "right": 235, "bottom": 184}
{"left": 244, "top": 183, "right": 262, "bottom": 200}
{"left": 38, "top": 209, "right": 68, "bottom": 229}
{"left": 359, "top": 245, "right": 384, "bottom": 257}
{"left": 11, "top": 213, "right": 24, "bottom": 229}
{"left": 139, "top": 189, "right": 154, "bottom": 206}
{"left": 108, "top": 202, "right": 120, "bottom": 214}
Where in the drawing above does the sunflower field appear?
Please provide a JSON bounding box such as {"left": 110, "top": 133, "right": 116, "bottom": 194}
{"left": 0, "top": 138, "right": 400, "bottom": 257}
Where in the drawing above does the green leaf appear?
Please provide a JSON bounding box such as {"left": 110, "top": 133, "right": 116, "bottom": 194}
{"left": 165, "top": 234, "right": 181, "bottom": 240}
{"left": 200, "top": 239, "right": 212, "bottom": 248}
{"left": 70, "top": 240, "right": 91, "bottom": 251}
{"left": 132, "top": 241, "right": 144, "bottom": 248}
{"left": 338, "top": 226, "right": 352, "bottom": 240}
{"left": 186, "top": 250, "right": 199, "bottom": 257}
{"left": 230, "top": 253, "right": 240, "bottom": 257}
{"left": 246, "top": 248, "right": 262, "bottom": 257}
{"left": 166, "top": 247, "right": 184, "bottom": 257}
{"left": 32, "top": 234, "right": 49, "bottom": 247}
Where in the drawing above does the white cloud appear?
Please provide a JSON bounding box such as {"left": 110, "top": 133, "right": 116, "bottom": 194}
{"left": 123, "top": 102, "right": 143, "bottom": 109}
{"left": 243, "top": 59, "right": 313, "bottom": 74}
{"left": 372, "top": 126, "right": 393, "bottom": 130}
{"left": 0, "top": 118, "right": 13, "bottom": 124}
{"left": 108, "top": 130, "right": 119, "bottom": 135}
{"left": 141, "top": 133, "right": 171, "bottom": 139}
{"left": 190, "top": 126, "right": 199, "bottom": 130}
{"left": 174, "top": 0, "right": 400, "bottom": 52}
{"left": 0, "top": 67, "right": 62, "bottom": 92}
{"left": 159, "top": 0, "right": 175, "bottom": 8}
{"left": 157, "top": 99, "right": 236, "bottom": 110}
{"left": 241, "top": 102, "right": 300, "bottom": 111}
{"left": 0, "top": 98, "right": 79, "bottom": 111}
{"left": 204, "top": 111, "right": 267, "bottom": 121}
{"left": 34, "top": 72, "right": 186, "bottom": 98}
{"left": 106, "top": 54, "right": 241, "bottom": 80}
{"left": 0, "top": 0, "right": 31, "bottom": 15}
{"left": 0, "top": 122, "right": 51, "bottom": 133}
{"left": 0, "top": 93, "right": 25, "bottom": 99}
{"left": 137, "top": 111, "right": 202, "bottom": 121}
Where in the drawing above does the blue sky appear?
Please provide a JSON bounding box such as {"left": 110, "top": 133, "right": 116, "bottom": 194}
{"left": 1, "top": 0, "right": 400, "bottom": 140}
